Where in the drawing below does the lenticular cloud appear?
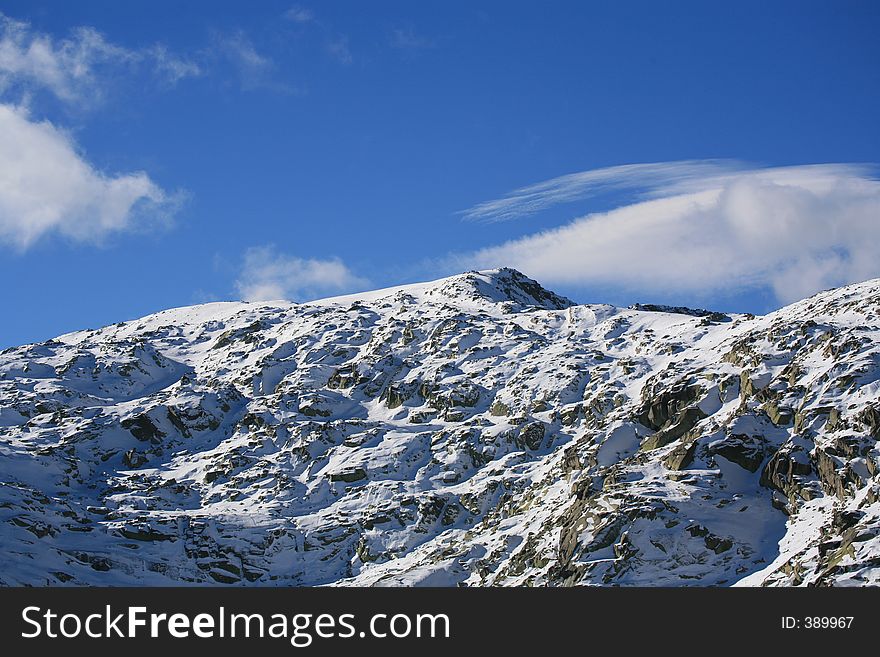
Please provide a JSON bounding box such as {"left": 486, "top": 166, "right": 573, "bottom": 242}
{"left": 458, "top": 162, "right": 880, "bottom": 303}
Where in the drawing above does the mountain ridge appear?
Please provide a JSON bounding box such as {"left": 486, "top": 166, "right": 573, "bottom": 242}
{"left": 1, "top": 269, "right": 878, "bottom": 586}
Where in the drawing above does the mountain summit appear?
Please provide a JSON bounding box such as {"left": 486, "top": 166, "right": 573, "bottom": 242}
{"left": 1, "top": 272, "right": 878, "bottom": 586}
{"left": 311, "top": 268, "right": 574, "bottom": 310}
{"left": 431, "top": 268, "right": 575, "bottom": 309}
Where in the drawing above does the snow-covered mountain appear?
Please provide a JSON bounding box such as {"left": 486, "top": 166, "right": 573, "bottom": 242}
{"left": 1, "top": 268, "right": 878, "bottom": 586}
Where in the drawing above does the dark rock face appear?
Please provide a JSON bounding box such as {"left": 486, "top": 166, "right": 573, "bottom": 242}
{"left": 122, "top": 449, "right": 148, "bottom": 468}
{"left": 686, "top": 524, "right": 734, "bottom": 554}
{"left": 663, "top": 441, "right": 697, "bottom": 470}
{"left": 813, "top": 447, "right": 861, "bottom": 500}
{"left": 763, "top": 401, "right": 794, "bottom": 426}
{"left": 635, "top": 378, "right": 707, "bottom": 453}
{"left": 710, "top": 435, "right": 768, "bottom": 472}
{"left": 629, "top": 303, "right": 730, "bottom": 323}
{"left": 636, "top": 382, "right": 704, "bottom": 431}
{"left": 330, "top": 467, "right": 367, "bottom": 483}
{"left": 858, "top": 405, "right": 880, "bottom": 438}
{"left": 520, "top": 422, "right": 546, "bottom": 450}
{"left": 641, "top": 405, "right": 706, "bottom": 451}
{"left": 760, "top": 447, "right": 815, "bottom": 503}
{"left": 121, "top": 415, "right": 165, "bottom": 443}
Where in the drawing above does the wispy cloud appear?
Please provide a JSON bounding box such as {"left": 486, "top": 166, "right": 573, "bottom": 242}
{"left": 451, "top": 162, "right": 880, "bottom": 304}
{"left": 284, "top": 6, "right": 315, "bottom": 24}
{"left": 0, "top": 12, "right": 200, "bottom": 105}
{"left": 390, "top": 26, "right": 435, "bottom": 50}
{"left": 147, "top": 44, "right": 202, "bottom": 86}
{"left": 0, "top": 104, "right": 180, "bottom": 249}
{"left": 326, "top": 35, "right": 352, "bottom": 65}
{"left": 460, "top": 160, "right": 752, "bottom": 223}
{"left": 279, "top": 7, "right": 354, "bottom": 67}
{"left": 211, "top": 31, "right": 285, "bottom": 91}
{"left": 236, "top": 245, "right": 368, "bottom": 302}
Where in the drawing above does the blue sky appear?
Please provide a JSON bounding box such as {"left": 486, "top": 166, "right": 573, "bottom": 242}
{"left": 1, "top": 1, "right": 879, "bottom": 348}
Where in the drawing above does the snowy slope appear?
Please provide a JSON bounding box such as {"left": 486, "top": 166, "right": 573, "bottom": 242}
{"left": 0, "top": 267, "right": 878, "bottom": 586}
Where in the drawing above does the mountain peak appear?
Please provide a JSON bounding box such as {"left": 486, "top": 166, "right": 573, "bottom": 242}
{"left": 434, "top": 268, "right": 575, "bottom": 310}
{"left": 310, "top": 267, "right": 574, "bottom": 311}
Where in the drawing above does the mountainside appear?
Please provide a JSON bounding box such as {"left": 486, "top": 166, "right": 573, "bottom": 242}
{"left": 1, "top": 268, "right": 879, "bottom": 586}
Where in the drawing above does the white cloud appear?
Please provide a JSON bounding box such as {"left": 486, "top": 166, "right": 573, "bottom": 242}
{"left": 0, "top": 15, "right": 129, "bottom": 103}
{"left": 284, "top": 6, "right": 315, "bottom": 23}
{"left": 0, "top": 12, "right": 199, "bottom": 104}
{"left": 147, "top": 44, "right": 202, "bottom": 86}
{"left": 219, "top": 32, "right": 271, "bottom": 73}
{"left": 460, "top": 160, "right": 750, "bottom": 223}
{"left": 0, "top": 103, "right": 178, "bottom": 249}
{"left": 212, "top": 31, "right": 289, "bottom": 92}
{"left": 236, "top": 246, "right": 367, "bottom": 302}
{"left": 454, "top": 162, "right": 880, "bottom": 304}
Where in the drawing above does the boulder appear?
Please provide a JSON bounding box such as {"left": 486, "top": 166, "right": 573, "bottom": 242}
{"left": 122, "top": 449, "right": 148, "bottom": 469}
{"left": 763, "top": 401, "right": 793, "bottom": 426}
{"left": 520, "top": 421, "right": 546, "bottom": 450}
{"left": 121, "top": 414, "right": 165, "bottom": 443}
{"left": 640, "top": 406, "right": 706, "bottom": 451}
{"left": 857, "top": 405, "right": 880, "bottom": 438}
{"left": 329, "top": 467, "right": 367, "bottom": 483}
{"left": 636, "top": 383, "right": 703, "bottom": 431}
{"left": 709, "top": 434, "right": 767, "bottom": 472}
{"left": 663, "top": 441, "right": 697, "bottom": 470}
{"left": 490, "top": 401, "right": 510, "bottom": 417}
